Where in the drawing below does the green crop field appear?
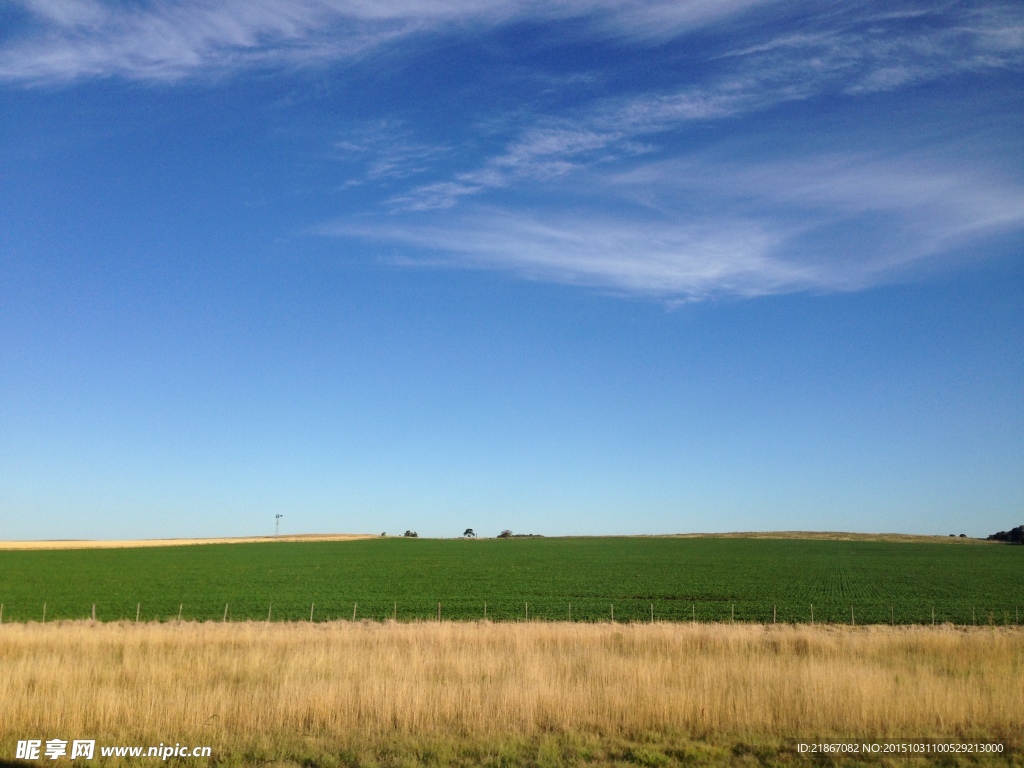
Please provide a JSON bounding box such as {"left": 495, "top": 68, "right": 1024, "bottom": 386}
{"left": 0, "top": 536, "right": 1020, "bottom": 625}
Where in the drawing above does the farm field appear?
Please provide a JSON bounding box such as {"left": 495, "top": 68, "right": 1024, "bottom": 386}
{"left": 0, "top": 536, "right": 1020, "bottom": 626}
{"left": 1, "top": 621, "right": 1021, "bottom": 767}
{"left": 0, "top": 533, "right": 375, "bottom": 550}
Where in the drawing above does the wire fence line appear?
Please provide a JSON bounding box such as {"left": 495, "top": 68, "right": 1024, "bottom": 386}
{"left": 0, "top": 598, "right": 1020, "bottom": 626}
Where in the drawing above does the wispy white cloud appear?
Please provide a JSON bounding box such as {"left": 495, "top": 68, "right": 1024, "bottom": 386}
{"left": 32, "top": 0, "right": 1011, "bottom": 89}
{"left": 726, "top": 3, "right": 1024, "bottom": 96}
{"left": 327, "top": 211, "right": 803, "bottom": 299}
{"left": 10, "top": 1, "right": 1019, "bottom": 303}
{"left": 387, "top": 124, "right": 634, "bottom": 210}
{"left": 613, "top": 153, "right": 1024, "bottom": 235}
{"left": 332, "top": 122, "right": 450, "bottom": 185}
{"left": 0, "top": 0, "right": 406, "bottom": 83}
{"left": 326, "top": 151, "right": 1024, "bottom": 300}
{"left": 387, "top": 93, "right": 749, "bottom": 209}
{"left": 619, "top": 152, "right": 1024, "bottom": 278}
{"left": 0, "top": 0, "right": 772, "bottom": 84}
{"left": 387, "top": 3, "right": 1024, "bottom": 209}
{"left": 325, "top": 3, "right": 1024, "bottom": 299}
{"left": 18, "top": 0, "right": 108, "bottom": 27}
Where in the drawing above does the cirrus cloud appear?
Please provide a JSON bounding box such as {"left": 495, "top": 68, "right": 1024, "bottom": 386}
{"left": 0, "top": 0, "right": 773, "bottom": 83}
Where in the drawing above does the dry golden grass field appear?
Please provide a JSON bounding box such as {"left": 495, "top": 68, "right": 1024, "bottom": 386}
{"left": 1, "top": 620, "right": 1022, "bottom": 767}
{"left": 0, "top": 533, "right": 375, "bottom": 551}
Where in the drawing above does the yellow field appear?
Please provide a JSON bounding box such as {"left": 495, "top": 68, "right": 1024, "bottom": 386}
{"left": 0, "top": 533, "right": 375, "bottom": 551}
{"left": 1, "top": 621, "right": 1021, "bottom": 765}
{"left": 0, "top": 531, "right": 989, "bottom": 551}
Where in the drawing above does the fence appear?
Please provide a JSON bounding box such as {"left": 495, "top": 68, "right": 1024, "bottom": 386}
{"left": 0, "top": 598, "right": 1019, "bottom": 626}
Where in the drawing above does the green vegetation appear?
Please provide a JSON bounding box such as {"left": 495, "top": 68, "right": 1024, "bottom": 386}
{"left": 0, "top": 536, "right": 1020, "bottom": 625}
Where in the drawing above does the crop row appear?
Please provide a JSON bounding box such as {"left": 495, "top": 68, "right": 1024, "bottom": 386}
{"left": 0, "top": 537, "right": 1019, "bottom": 626}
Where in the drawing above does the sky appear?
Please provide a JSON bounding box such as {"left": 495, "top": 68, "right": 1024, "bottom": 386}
{"left": 0, "top": 0, "right": 1022, "bottom": 541}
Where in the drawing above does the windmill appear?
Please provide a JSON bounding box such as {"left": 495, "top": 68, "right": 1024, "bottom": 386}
{"left": 275, "top": 514, "right": 283, "bottom": 536}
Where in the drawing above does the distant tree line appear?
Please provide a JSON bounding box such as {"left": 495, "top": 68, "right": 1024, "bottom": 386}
{"left": 987, "top": 525, "right": 1023, "bottom": 544}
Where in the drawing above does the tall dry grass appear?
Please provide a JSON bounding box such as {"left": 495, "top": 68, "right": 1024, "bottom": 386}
{"left": 0, "top": 621, "right": 1020, "bottom": 747}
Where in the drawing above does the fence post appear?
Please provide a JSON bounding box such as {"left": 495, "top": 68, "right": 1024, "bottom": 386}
{"left": 92, "top": 603, "right": 96, "bottom": 622}
{"left": 223, "top": 604, "right": 229, "bottom": 622}
{"left": 931, "top": 606, "right": 935, "bottom": 626}
{"left": 177, "top": 603, "right": 183, "bottom": 622}
{"left": 136, "top": 603, "right": 140, "bottom": 623}
{"left": 310, "top": 603, "right": 314, "bottom": 622}
{"left": 692, "top": 603, "right": 695, "bottom": 622}
{"left": 0, "top": 603, "right": 4, "bottom": 624}
{"left": 810, "top": 604, "right": 813, "bottom": 624}
{"left": 773, "top": 604, "right": 776, "bottom": 624}
{"left": 268, "top": 603, "right": 272, "bottom": 622}
{"left": 524, "top": 602, "right": 528, "bottom": 621}
{"left": 353, "top": 603, "right": 358, "bottom": 621}
{"left": 610, "top": 604, "right": 614, "bottom": 622}
{"left": 568, "top": 603, "right": 571, "bottom": 621}
{"left": 731, "top": 604, "right": 734, "bottom": 623}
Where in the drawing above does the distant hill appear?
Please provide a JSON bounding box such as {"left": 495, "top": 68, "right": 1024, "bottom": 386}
{"left": 668, "top": 531, "right": 989, "bottom": 544}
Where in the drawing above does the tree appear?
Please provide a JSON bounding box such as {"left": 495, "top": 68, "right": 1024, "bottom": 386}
{"left": 403, "top": 530, "right": 418, "bottom": 538}
{"left": 987, "top": 525, "right": 1024, "bottom": 544}
{"left": 498, "top": 529, "right": 513, "bottom": 538}
{"left": 463, "top": 528, "right": 476, "bottom": 538}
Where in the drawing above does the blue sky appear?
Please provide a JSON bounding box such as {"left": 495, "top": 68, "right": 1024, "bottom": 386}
{"left": 1, "top": 0, "right": 1021, "bottom": 540}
